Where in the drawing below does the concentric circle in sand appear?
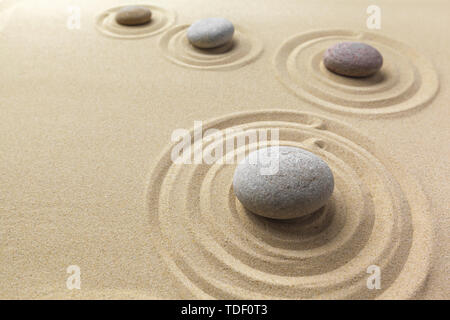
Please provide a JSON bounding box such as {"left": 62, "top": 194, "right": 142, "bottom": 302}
{"left": 95, "top": 5, "right": 176, "bottom": 39}
{"left": 274, "top": 30, "right": 439, "bottom": 117}
{"left": 159, "top": 25, "right": 263, "bottom": 70}
{"left": 147, "top": 110, "right": 431, "bottom": 299}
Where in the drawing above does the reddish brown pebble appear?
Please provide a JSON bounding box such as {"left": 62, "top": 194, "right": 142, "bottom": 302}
{"left": 115, "top": 6, "right": 152, "bottom": 26}
{"left": 323, "top": 42, "right": 383, "bottom": 77}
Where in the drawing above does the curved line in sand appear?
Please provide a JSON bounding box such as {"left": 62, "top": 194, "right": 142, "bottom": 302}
{"left": 146, "top": 110, "right": 432, "bottom": 299}
{"left": 273, "top": 30, "right": 439, "bottom": 117}
{"left": 159, "top": 24, "right": 263, "bottom": 71}
{"left": 95, "top": 5, "right": 176, "bottom": 39}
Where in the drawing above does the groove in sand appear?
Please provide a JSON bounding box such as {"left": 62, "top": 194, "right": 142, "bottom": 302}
{"left": 273, "top": 30, "right": 439, "bottom": 117}
{"left": 159, "top": 24, "right": 263, "bottom": 71}
{"left": 95, "top": 5, "right": 176, "bottom": 39}
{"left": 146, "top": 110, "right": 432, "bottom": 299}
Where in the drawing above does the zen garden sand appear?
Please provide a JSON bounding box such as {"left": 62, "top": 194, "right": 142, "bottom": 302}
{"left": 0, "top": 0, "right": 448, "bottom": 300}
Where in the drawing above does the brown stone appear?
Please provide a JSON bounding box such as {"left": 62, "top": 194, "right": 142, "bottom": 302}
{"left": 115, "top": 6, "right": 152, "bottom": 26}
{"left": 323, "top": 42, "right": 383, "bottom": 77}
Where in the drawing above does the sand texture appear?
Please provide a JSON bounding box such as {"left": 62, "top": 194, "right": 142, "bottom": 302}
{"left": 0, "top": 0, "right": 449, "bottom": 299}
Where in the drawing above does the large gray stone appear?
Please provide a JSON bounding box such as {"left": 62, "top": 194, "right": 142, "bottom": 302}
{"left": 233, "top": 146, "right": 334, "bottom": 219}
{"left": 187, "top": 17, "right": 235, "bottom": 49}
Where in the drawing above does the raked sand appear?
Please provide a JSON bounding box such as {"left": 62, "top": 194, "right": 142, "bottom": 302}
{"left": 0, "top": 0, "right": 449, "bottom": 299}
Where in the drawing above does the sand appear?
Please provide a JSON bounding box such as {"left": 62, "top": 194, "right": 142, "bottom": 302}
{"left": 0, "top": 0, "right": 448, "bottom": 299}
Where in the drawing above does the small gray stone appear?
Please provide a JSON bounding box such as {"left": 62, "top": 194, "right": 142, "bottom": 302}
{"left": 233, "top": 146, "right": 334, "bottom": 220}
{"left": 115, "top": 6, "right": 152, "bottom": 26}
{"left": 323, "top": 42, "right": 383, "bottom": 77}
{"left": 187, "top": 17, "right": 235, "bottom": 49}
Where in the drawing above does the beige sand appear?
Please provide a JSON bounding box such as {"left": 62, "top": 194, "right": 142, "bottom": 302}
{"left": 0, "top": 0, "right": 448, "bottom": 299}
